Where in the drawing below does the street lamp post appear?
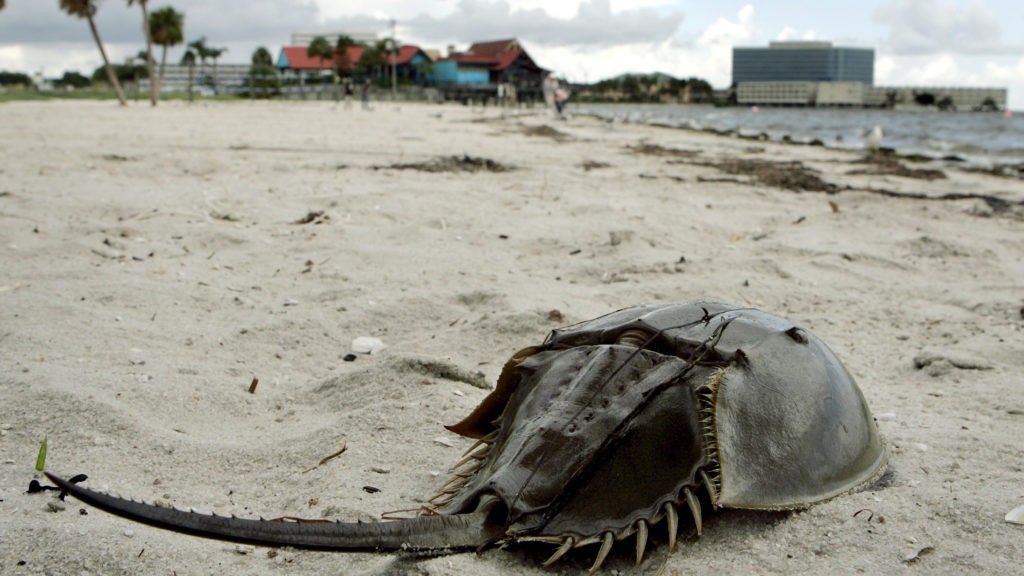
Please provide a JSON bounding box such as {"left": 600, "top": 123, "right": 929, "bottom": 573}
{"left": 390, "top": 19, "right": 397, "bottom": 100}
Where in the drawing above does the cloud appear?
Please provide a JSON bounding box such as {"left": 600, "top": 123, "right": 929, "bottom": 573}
{"left": 532, "top": 5, "right": 754, "bottom": 87}
{"left": 0, "top": 1, "right": 323, "bottom": 45}
{"left": 875, "top": 54, "right": 898, "bottom": 82}
{"left": 0, "top": 3, "right": 103, "bottom": 44}
{"left": 895, "top": 54, "right": 968, "bottom": 83}
{"left": 145, "top": 0, "right": 325, "bottom": 44}
{"left": 698, "top": 4, "right": 755, "bottom": 47}
{"left": 984, "top": 57, "right": 1024, "bottom": 85}
{"left": 403, "top": 0, "right": 684, "bottom": 47}
{"left": 691, "top": 4, "right": 755, "bottom": 86}
{"left": 875, "top": 52, "right": 1022, "bottom": 109}
{"left": 873, "top": 0, "right": 1010, "bottom": 55}
{"left": 775, "top": 27, "right": 820, "bottom": 42}
{"left": 0, "top": 0, "right": 335, "bottom": 76}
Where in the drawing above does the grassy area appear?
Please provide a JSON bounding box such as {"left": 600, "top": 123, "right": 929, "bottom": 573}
{"left": 0, "top": 89, "right": 115, "bottom": 102}
{"left": 0, "top": 88, "right": 244, "bottom": 103}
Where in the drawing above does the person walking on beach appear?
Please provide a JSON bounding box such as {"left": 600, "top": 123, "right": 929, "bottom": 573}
{"left": 543, "top": 73, "right": 557, "bottom": 112}
{"left": 343, "top": 79, "right": 355, "bottom": 109}
{"left": 554, "top": 85, "right": 570, "bottom": 116}
{"left": 543, "top": 73, "right": 569, "bottom": 117}
{"left": 361, "top": 79, "right": 371, "bottom": 110}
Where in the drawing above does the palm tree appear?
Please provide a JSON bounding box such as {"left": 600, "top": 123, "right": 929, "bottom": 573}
{"left": 188, "top": 37, "right": 210, "bottom": 78}
{"left": 207, "top": 46, "right": 226, "bottom": 93}
{"left": 249, "top": 47, "right": 276, "bottom": 98}
{"left": 335, "top": 34, "right": 356, "bottom": 77}
{"left": 127, "top": 0, "right": 157, "bottom": 105}
{"left": 306, "top": 36, "right": 333, "bottom": 97}
{"left": 358, "top": 40, "right": 389, "bottom": 79}
{"left": 251, "top": 47, "right": 273, "bottom": 67}
{"left": 307, "top": 36, "right": 332, "bottom": 69}
{"left": 187, "top": 37, "right": 222, "bottom": 92}
{"left": 149, "top": 6, "right": 183, "bottom": 89}
{"left": 59, "top": 0, "right": 127, "bottom": 106}
{"left": 180, "top": 48, "right": 196, "bottom": 100}
{"left": 129, "top": 49, "right": 150, "bottom": 97}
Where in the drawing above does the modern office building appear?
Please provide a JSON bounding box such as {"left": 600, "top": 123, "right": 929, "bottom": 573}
{"left": 733, "top": 41, "right": 874, "bottom": 85}
{"left": 731, "top": 40, "right": 1007, "bottom": 109}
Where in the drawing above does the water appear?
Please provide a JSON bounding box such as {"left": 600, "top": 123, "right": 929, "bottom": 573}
{"left": 572, "top": 103, "right": 1023, "bottom": 174}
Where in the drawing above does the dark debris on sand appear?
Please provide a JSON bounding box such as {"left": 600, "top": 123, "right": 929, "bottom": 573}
{"left": 580, "top": 160, "right": 612, "bottom": 171}
{"left": 521, "top": 124, "right": 571, "bottom": 142}
{"left": 847, "top": 155, "right": 948, "bottom": 181}
{"left": 701, "top": 158, "right": 838, "bottom": 192}
{"left": 628, "top": 143, "right": 702, "bottom": 159}
{"left": 375, "top": 154, "right": 513, "bottom": 173}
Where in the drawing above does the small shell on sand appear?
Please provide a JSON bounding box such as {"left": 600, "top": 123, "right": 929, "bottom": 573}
{"left": 351, "top": 336, "right": 386, "bottom": 354}
{"left": 1006, "top": 505, "right": 1024, "bottom": 525}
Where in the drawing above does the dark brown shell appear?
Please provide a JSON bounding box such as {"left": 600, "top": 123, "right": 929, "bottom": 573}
{"left": 442, "top": 345, "right": 708, "bottom": 540}
{"left": 439, "top": 301, "right": 886, "bottom": 543}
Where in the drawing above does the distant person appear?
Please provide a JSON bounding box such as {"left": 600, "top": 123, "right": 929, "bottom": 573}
{"left": 343, "top": 79, "right": 355, "bottom": 109}
{"left": 361, "top": 79, "right": 371, "bottom": 110}
{"left": 554, "top": 85, "right": 570, "bottom": 116}
{"left": 543, "top": 73, "right": 557, "bottom": 111}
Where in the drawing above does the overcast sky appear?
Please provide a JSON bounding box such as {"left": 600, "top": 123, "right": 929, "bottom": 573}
{"left": 1, "top": 0, "right": 1021, "bottom": 108}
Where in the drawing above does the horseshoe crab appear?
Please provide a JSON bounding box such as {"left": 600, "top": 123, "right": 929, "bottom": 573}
{"left": 47, "top": 302, "right": 887, "bottom": 571}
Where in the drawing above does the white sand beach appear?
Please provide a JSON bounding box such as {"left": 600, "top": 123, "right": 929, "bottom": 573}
{"left": 1, "top": 99, "right": 1022, "bottom": 575}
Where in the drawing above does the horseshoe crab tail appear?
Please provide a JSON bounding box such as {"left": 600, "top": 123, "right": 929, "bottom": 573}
{"left": 45, "top": 473, "right": 504, "bottom": 551}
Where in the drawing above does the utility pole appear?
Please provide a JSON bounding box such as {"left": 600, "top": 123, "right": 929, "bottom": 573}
{"left": 390, "top": 19, "right": 397, "bottom": 100}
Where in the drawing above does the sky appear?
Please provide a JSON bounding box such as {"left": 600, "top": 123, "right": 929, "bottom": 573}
{"left": 1, "top": 0, "right": 1022, "bottom": 109}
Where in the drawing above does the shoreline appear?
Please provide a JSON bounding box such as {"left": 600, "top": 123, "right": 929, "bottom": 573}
{"left": 570, "top": 102, "right": 1024, "bottom": 177}
{"left": 1, "top": 100, "right": 1022, "bottom": 575}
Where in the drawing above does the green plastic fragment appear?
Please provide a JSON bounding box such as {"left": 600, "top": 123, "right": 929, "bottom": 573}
{"left": 35, "top": 437, "right": 47, "bottom": 471}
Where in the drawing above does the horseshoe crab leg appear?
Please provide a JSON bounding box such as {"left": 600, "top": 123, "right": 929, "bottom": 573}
{"left": 635, "top": 519, "right": 649, "bottom": 565}
{"left": 542, "top": 536, "right": 574, "bottom": 567}
{"left": 45, "top": 473, "right": 503, "bottom": 551}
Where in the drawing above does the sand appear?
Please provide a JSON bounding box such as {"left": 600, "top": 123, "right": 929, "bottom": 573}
{"left": 1, "top": 99, "right": 1022, "bottom": 575}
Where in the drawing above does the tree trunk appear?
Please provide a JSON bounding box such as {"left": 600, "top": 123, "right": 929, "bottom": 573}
{"left": 87, "top": 14, "right": 127, "bottom": 106}
{"left": 139, "top": 1, "right": 158, "bottom": 106}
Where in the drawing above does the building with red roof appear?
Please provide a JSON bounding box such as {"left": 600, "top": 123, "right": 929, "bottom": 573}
{"left": 272, "top": 37, "right": 546, "bottom": 101}
{"left": 276, "top": 44, "right": 432, "bottom": 83}
{"left": 276, "top": 45, "right": 366, "bottom": 73}
{"left": 466, "top": 39, "right": 522, "bottom": 56}
{"left": 433, "top": 38, "right": 546, "bottom": 97}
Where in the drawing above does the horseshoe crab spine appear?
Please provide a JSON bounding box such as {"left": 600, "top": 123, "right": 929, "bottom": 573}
{"left": 45, "top": 473, "right": 503, "bottom": 551}
{"left": 530, "top": 483, "right": 709, "bottom": 572}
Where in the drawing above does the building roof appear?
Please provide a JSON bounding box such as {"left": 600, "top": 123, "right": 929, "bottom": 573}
{"left": 467, "top": 39, "right": 520, "bottom": 56}
{"left": 386, "top": 45, "right": 428, "bottom": 66}
{"left": 278, "top": 44, "right": 429, "bottom": 70}
{"left": 493, "top": 48, "right": 525, "bottom": 71}
{"left": 441, "top": 39, "right": 542, "bottom": 73}
{"left": 276, "top": 45, "right": 366, "bottom": 70}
